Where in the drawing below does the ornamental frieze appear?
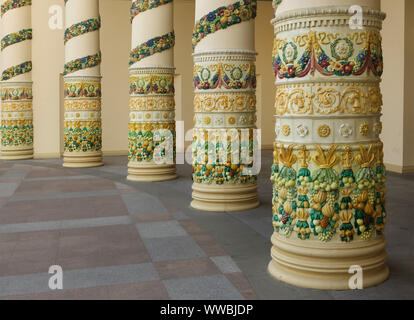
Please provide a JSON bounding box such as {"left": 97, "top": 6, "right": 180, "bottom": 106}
{"left": 275, "top": 116, "right": 381, "bottom": 144}
{"left": 272, "top": 30, "right": 383, "bottom": 79}
{"left": 194, "top": 92, "right": 256, "bottom": 112}
{"left": 129, "top": 96, "right": 175, "bottom": 111}
{"left": 194, "top": 112, "right": 256, "bottom": 129}
{"left": 64, "top": 100, "right": 102, "bottom": 112}
{"left": 130, "top": 74, "right": 174, "bottom": 96}
{"left": 64, "top": 81, "right": 102, "bottom": 98}
{"left": 193, "top": 62, "right": 256, "bottom": 91}
{"left": 129, "top": 110, "right": 175, "bottom": 122}
{"left": 1, "top": 87, "right": 32, "bottom": 101}
{"left": 275, "top": 83, "right": 382, "bottom": 116}
{"left": 1, "top": 101, "right": 32, "bottom": 112}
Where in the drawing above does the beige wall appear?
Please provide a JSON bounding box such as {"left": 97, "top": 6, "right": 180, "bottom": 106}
{"left": 381, "top": 0, "right": 414, "bottom": 172}
{"left": 403, "top": 0, "right": 414, "bottom": 170}
{"left": 380, "top": 0, "right": 405, "bottom": 169}
{"left": 100, "top": 0, "right": 131, "bottom": 155}
{"left": 8, "top": 0, "right": 414, "bottom": 173}
{"left": 32, "top": 0, "right": 65, "bottom": 158}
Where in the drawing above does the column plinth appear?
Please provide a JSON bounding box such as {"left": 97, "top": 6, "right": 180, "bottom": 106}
{"left": 191, "top": 182, "right": 259, "bottom": 212}
{"left": 0, "top": 0, "right": 33, "bottom": 160}
{"left": 268, "top": 0, "right": 388, "bottom": 290}
{"left": 63, "top": 0, "right": 103, "bottom": 168}
{"left": 191, "top": 0, "right": 259, "bottom": 212}
{"left": 269, "top": 232, "right": 388, "bottom": 290}
{"left": 127, "top": 1, "right": 177, "bottom": 182}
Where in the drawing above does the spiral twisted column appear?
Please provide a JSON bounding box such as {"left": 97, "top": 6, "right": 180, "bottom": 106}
{"left": 127, "top": 0, "right": 176, "bottom": 182}
{"left": 63, "top": 0, "right": 103, "bottom": 168}
{"left": 191, "top": 0, "right": 259, "bottom": 212}
{"left": 0, "top": 0, "right": 33, "bottom": 160}
{"left": 269, "top": 0, "right": 388, "bottom": 289}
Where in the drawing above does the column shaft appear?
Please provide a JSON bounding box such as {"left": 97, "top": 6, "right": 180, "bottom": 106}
{"left": 269, "top": 0, "right": 388, "bottom": 289}
{"left": 0, "top": 0, "right": 33, "bottom": 160}
{"left": 191, "top": 0, "right": 259, "bottom": 212}
{"left": 127, "top": 0, "right": 177, "bottom": 182}
{"left": 63, "top": 0, "right": 103, "bottom": 168}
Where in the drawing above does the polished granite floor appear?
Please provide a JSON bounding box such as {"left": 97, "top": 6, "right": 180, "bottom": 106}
{"left": 0, "top": 151, "right": 413, "bottom": 300}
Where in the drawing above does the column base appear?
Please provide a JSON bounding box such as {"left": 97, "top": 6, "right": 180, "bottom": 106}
{"left": 268, "top": 232, "right": 389, "bottom": 290}
{"left": 0, "top": 148, "right": 33, "bottom": 160}
{"left": 63, "top": 151, "right": 103, "bottom": 168}
{"left": 191, "top": 182, "right": 259, "bottom": 212}
{"left": 127, "top": 162, "right": 177, "bottom": 182}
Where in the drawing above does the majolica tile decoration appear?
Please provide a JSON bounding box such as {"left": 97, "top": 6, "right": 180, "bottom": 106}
{"left": 63, "top": 0, "right": 103, "bottom": 168}
{"left": 128, "top": 70, "right": 176, "bottom": 164}
{"left": 63, "top": 1, "right": 102, "bottom": 76}
{"left": 268, "top": 1, "right": 389, "bottom": 290}
{"left": 1, "top": 28, "right": 32, "bottom": 50}
{"left": 64, "top": 80, "right": 102, "bottom": 153}
{"left": 1, "top": 85, "right": 33, "bottom": 149}
{"left": 130, "top": 0, "right": 173, "bottom": 22}
{"left": 192, "top": 0, "right": 257, "bottom": 51}
{"left": 129, "top": 32, "right": 175, "bottom": 66}
{"left": 190, "top": 0, "right": 259, "bottom": 212}
{"left": 0, "top": 0, "right": 33, "bottom": 160}
{"left": 128, "top": 0, "right": 176, "bottom": 182}
{"left": 1, "top": 0, "right": 31, "bottom": 17}
{"left": 271, "top": 7, "right": 386, "bottom": 243}
{"left": 64, "top": 17, "right": 101, "bottom": 44}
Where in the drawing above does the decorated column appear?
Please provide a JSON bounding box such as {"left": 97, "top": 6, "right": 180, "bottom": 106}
{"left": 269, "top": 0, "right": 388, "bottom": 289}
{"left": 0, "top": 0, "right": 33, "bottom": 160}
{"left": 191, "top": 0, "right": 259, "bottom": 212}
{"left": 127, "top": 0, "right": 176, "bottom": 182}
{"left": 63, "top": 0, "right": 103, "bottom": 167}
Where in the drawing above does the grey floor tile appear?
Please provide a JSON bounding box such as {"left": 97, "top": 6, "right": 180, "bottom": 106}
{"left": 164, "top": 274, "right": 244, "bottom": 300}
{"left": 136, "top": 221, "right": 188, "bottom": 239}
{"left": 211, "top": 256, "right": 242, "bottom": 274}
{"left": 115, "top": 182, "right": 133, "bottom": 190}
{"left": 0, "top": 170, "right": 28, "bottom": 180}
{"left": 0, "top": 216, "right": 132, "bottom": 234}
{"left": 122, "top": 193, "right": 168, "bottom": 215}
{"left": 63, "top": 263, "right": 160, "bottom": 290}
{"left": 9, "top": 189, "right": 120, "bottom": 202}
{"left": 143, "top": 236, "right": 206, "bottom": 262}
{"left": 171, "top": 211, "right": 190, "bottom": 220}
{"left": 0, "top": 183, "right": 20, "bottom": 197}
{"left": 97, "top": 166, "right": 127, "bottom": 175}
{"left": 25, "top": 175, "right": 95, "bottom": 182}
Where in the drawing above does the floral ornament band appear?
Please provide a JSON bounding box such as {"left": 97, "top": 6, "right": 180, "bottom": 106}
{"left": 1, "top": 28, "right": 32, "bottom": 51}
{"left": 2, "top": 61, "right": 32, "bottom": 80}
{"left": 271, "top": 144, "right": 386, "bottom": 242}
{"left": 192, "top": 0, "right": 257, "bottom": 51}
{"left": 64, "top": 51, "right": 102, "bottom": 76}
{"left": 1, "top": 0, "right": 31, "bottom": 17}
{"left": 129, "top": 32, "right": 175, "bottom": 66}
{"left": 65, "top": 17, "right": 101, "bottom": 44}
{"left": 273, "top": 30, "right": 384, "bottom": 79}
{"left": 130, "top": 0, "right": 173, "bottom": 23}
{"left": 1, "top": 122, "right": 33, "bottom": 147}
{"left": 64, "top": 81, "right": 101, "bottom": 98}
{"left": 64, "top": 124, "right": 102, "bottom": 153}
{"left": 1, "top": 87, "right": 32, "bottom": 101}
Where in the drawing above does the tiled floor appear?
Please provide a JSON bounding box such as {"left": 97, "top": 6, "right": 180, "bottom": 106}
{"left": 0, "top": 160, "right": 256, "bottom": 300}
{"left": 0, "top": 152, "right": 413, "bottom": 300}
